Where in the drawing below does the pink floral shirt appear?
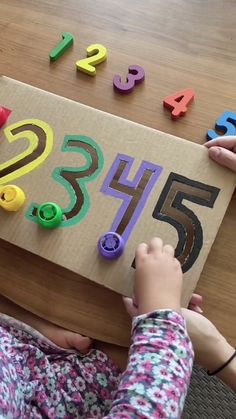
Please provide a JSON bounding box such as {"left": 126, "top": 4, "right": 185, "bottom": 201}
{"left": 105, "top": 310, "right": 194, "bottom": 418}
{"left": 0, "top": 310, "right": 193, "bottom": 418}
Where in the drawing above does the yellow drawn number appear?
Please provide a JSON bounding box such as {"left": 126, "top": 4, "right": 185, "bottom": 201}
{"left": 0, "top": 119, "right": 53, "bottom": 184}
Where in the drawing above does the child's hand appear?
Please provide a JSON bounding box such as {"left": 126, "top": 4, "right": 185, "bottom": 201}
{"left": 204, "top": 136, "right": 236, "bottom": 172}
{"left": 124, "top": 237, "right": 183, "bottom": 316}
{"left": 182, "top": 308, "right": 235, "bottom": 372}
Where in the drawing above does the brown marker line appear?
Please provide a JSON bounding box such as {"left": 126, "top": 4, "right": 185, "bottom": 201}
{"left": 163, "top": 181, "right": 212, "bottom": 265}
{"left": 31, "top": 140, "right": 99, "bottom": 219}
{"left": 110, "top": 160, "right": 153, "bottom": 236}
{"left": 60, "top": 140, "right": 99, "bottom": 220}
{"left": 0, "top": 124, "right": 47, "bottom": 179}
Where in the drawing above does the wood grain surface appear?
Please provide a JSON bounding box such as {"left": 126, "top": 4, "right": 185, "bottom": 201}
{"left": 0, "top": 0, "right": 235, "bottom": 350}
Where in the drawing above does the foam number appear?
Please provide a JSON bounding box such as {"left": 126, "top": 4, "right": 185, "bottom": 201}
{"left": 100, "top": 154, "right": 163, "bottom": 243}
{"left": 163, "top": 88, "right": 195, "bottom": 120}
{"left": 49, "top": 32, "right": 74, "bottom": 62}
{"left": 26, "top": 135, "right": 104, "bottom": 227}
{"left": 113, "top": 65, "right": 145, "bottom": 94}
{"left": 206, "top": 111, "right": 236, "bottom": 141}
{"left": 152, "top": 173, "right": 220, "bottom": 273}
{"left": 76, "top": 44, "right": 107, "bottom": 76}
{"left": 0, "top": 119, "right": 53, "bottom": 185}
{"left": 0, "top": 106, "right": 11, "bottom": 128}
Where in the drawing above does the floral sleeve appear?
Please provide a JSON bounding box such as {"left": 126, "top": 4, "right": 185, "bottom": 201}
{"left": 104, "top": 310, "right": 194, "bottom": 419}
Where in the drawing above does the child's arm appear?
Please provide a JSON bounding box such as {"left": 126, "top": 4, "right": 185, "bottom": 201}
{"left": 104, "top": 310, "right": 193, "bottom": 418}
{"left": 104, "top": 237, "right": 193, "bottom": 418}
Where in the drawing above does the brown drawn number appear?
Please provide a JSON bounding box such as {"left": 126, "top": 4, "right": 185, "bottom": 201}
{"left": 0, "top": 119, "right": 53, "bottom": 185}
{"left": 31, "top": 140, "right": 99, "bottom": 220}
{"left": 29, "top": 135, "right": 103, "bottom": 227}
{"left": 110, "top": 160, "right": 153, "bottom": 235}
{"left": 152, "top": 173, "right": 220, "bottom": 273}
{"left": 59, "top": 139, "right": 99, "bottom": 220}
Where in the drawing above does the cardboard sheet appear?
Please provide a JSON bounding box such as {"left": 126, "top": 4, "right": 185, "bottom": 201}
{"left": 0, "top": 76, "right": 235, "bottom": 302}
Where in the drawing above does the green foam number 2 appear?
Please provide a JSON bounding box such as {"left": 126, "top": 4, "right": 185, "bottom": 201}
{"left": 26, "top": 135, "right": 104, "bottom": 227}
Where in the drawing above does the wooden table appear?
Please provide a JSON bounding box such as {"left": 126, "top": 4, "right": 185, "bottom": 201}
{"left": 0, "top": 0, "right": 235, "bottom": 351}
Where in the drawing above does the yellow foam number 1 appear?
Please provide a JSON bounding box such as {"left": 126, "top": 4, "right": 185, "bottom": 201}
{"left": 76, "top": 44, "right": 107, "bottom": 76}
{"left": 0, "top": 119, "right": 53, "bottom": 184}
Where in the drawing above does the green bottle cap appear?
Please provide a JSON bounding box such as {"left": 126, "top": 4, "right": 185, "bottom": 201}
{"left": 36, "top": 202, "right": 63, "bottom": 229}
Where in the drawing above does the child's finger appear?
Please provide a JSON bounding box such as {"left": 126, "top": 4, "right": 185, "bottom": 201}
{"left": 148, "top": 237, "right": 163, "bottom": 254}
{"left": 204, "top": 136, "right": 236, "bottom": 151}
{"left": 188, "top": 293, "right": 203, "bottom": 313}
{"left": 163, "top": 244, "right": 174, "bottom": 256}
{"left": 135, "top": 242, "right": 148, "bottom": 259}
{"left": 189, "top": 293, "right": 203, "bottom": 306}
{"left": 188, "top": 303, "right": 203, "bottom": 313}
{"left": 208, "top": 146, "right": 236, "bottom": 172}
{"left": 123, "top": 297, "right": 138, "bottom": 318}
{"left": 65, "top": 333, "right": 92, "bottom": 353}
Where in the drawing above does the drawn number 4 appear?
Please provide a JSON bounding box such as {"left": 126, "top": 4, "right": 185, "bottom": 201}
{"left": 152, "top": 173, "right": 220, "bottom": 273}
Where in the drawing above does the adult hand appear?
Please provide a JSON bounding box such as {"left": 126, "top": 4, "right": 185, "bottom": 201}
{"left": 205, "top": 136, "right": 236, "bottom": 172}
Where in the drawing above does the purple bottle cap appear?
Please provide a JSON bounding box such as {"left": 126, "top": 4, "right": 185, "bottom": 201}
{"left": 98, "top": 232, "right": 125, "bottom": 260}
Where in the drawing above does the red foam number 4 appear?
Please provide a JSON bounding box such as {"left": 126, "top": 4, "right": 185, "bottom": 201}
{"left": 163, "top": 88, "right": 195, "bottom": 120}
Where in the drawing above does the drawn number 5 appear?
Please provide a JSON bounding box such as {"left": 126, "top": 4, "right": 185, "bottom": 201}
{"left": 152, "top": 173, "right": 220, "bottom": 273}
{"left": 207, "top": 111, "right": 236, "bottom": 141}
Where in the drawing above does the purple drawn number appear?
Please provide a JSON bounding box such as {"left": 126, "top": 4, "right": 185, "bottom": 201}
{"left": 113, "top": 65, "right": 145, "bottom": 94}
{"left": 100, "top": 154, "right": 163, "bottom": 244}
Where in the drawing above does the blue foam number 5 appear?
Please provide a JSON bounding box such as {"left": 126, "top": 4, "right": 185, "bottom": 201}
{"left": 207, "top": 111, "right": 236, "bottom": 141}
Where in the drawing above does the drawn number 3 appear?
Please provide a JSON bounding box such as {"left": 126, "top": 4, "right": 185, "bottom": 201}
{"left": 26, "top": 135, "right": 104, "bottom": 227}
{"left": 152, "top": 173, "right": 220, "bottom": 273}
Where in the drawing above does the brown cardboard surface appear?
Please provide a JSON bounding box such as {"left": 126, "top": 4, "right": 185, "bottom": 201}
{"left": 0, "top": 76, "right": 235, "bottom": 303}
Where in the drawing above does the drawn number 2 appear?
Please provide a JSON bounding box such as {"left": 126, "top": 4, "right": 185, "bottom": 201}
{"left": 0, "top": 119, "right": 53, "bottom": 185}
{"left": 152, "top": 173, "right": 220, "bottom": 273}
{"left": 76, "top": 44, "right": 107, "bottom": 76}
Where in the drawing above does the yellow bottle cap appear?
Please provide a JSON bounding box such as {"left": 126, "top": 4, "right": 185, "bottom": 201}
{"left": 0, "top": 185, "right": 26, "bottom": 211}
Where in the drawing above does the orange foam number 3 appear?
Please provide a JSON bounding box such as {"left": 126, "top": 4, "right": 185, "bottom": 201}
{"left": 76, "top": 44, "right": 107, "bottom": 76}
{"left": 163, "top": 88, "right": 195, "bottom": 120}
{"left": 0, "top": 119, "right": 53, "bottom": 184}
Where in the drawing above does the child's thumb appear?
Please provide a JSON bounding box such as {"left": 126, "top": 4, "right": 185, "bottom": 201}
{"left": 123, "top": 296, "right": 138, "bottom": 318}
{"left": 208, "top": 146, "right": 236, "bottom": 173}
